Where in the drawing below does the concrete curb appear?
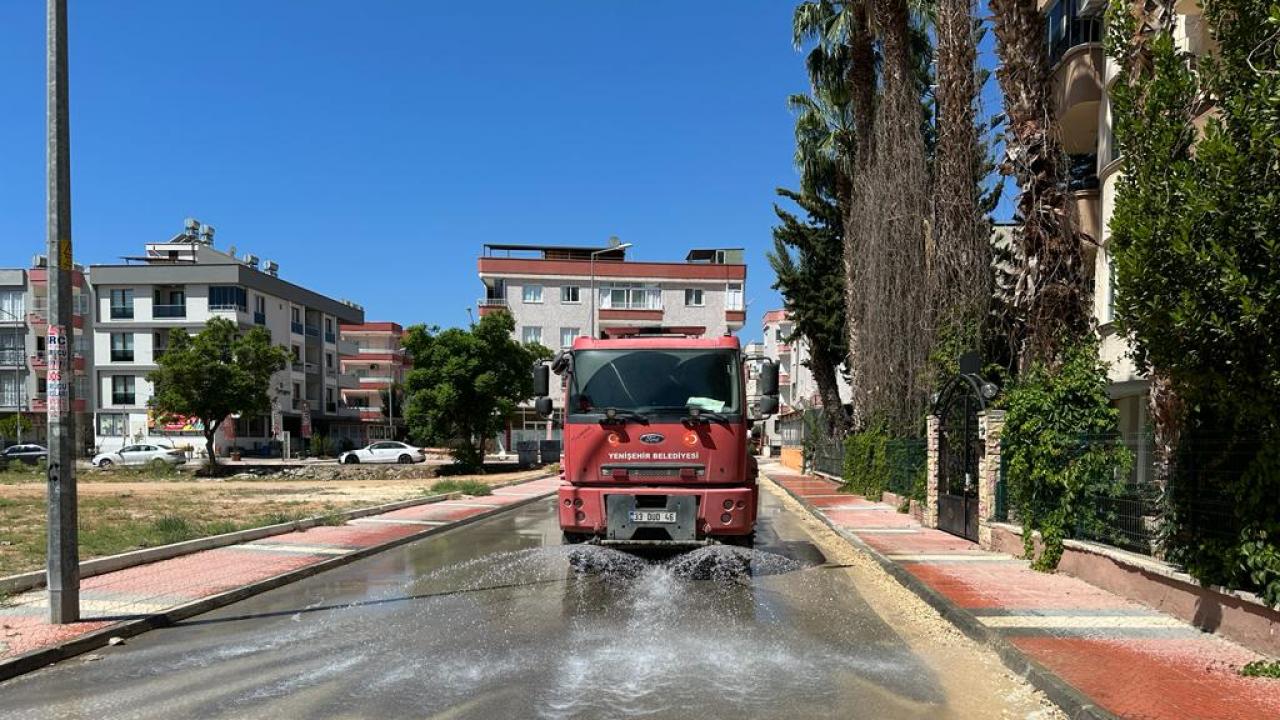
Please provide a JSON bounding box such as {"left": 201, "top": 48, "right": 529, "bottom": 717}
{"left": 765, "top": 474, "right": 1119, "bottom": 720}
{"left": 0, "top": 479, "right": 556, "bottom": 683}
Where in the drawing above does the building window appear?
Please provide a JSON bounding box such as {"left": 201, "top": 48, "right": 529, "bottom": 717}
{"left": 560, "top": 286, "right": 581, "bottom": 303}
{"left": 254, "top": 295, "right": 267, "bottom": 325}
{"left": 324, "top": 317, "right": 335, "bottom": 343}
{"left": 154, "top": 330, "right": 170, "bottom": 358}
{"left": 110, "top": 333, "right": 134, "bottom": 362}
{"left": 110, "top": 289, "right": 134, "bottom": 319}
{"left": 0, "top": 372, "right": 19, "bottom": 408}
{"left": 684, "top": 288, "right": 705, "bottom": 306}
{"left": 600, "top": 283, "right": 662, "bottom": 310}
{"left": 209, "top": 286, "right": 247, "bottom": 311}
{"left": 292, "top": 382, "right": 301, "bottom": 410}
{"left": 0, "top": 289, "right": 24, "bottom": 321}
{"left": 111, "top": 375, "right": 136, "bottom": 405}
{"left": 560, "top": 327, "right": 580, "bottom": 348}
{"left": 521, "top": 326, "right": 543, "bottom": 345}
{"left": 291, "top": 306, "right": 303, "bottom": 334}
{"left": 522, "top": 285, "right": 544, "bottom": 303}
{"left": 726, "top": 283, "right": 744, "bottom": 311}
{"left": 97, "top": 413, "right": 127, "bottom": 437}
{"left": 326, "top": 352, "right": 334, "bottom": 370}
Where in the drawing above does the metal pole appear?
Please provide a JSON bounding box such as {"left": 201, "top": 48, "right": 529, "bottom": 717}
{"left": 387, "top": 377, "right": 394, "bottom": 440}
{"left": 589, "top": 253, "right": 596, "bottom": 339}
{"left": 46, "top": 0, "right": 79, "bottom": 624}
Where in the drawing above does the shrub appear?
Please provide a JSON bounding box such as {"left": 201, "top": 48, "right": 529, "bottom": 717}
{"left": 429, "top": 479, "right": 492, "bottom": 496}
{"left": 1003, "top": 339, "right": 1131, "bottom": 571}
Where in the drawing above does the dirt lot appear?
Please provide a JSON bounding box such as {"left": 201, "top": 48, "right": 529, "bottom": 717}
{"left": 0, "top": 465, "right": 552, "bottom": 578}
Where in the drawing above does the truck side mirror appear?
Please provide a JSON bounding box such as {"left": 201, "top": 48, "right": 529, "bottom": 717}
{"left": 759, "top": 360, "right": 779, "bottom": 397}
{"left": 757, "top": 395, "right": 779, "bottom": 417}
{"left": 532, "top": 363, "right": 549, "bottom": 397}
{"left": 535, "top": 396, "right": 554, "bottom": 418}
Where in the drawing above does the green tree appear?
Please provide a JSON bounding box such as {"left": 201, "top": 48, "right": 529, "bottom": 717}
{"left": 769, "top": 80, "right": 855, "bottom": 434}
{"left": 401, "top": 313, "right": 550, "bottom": 470}
{"left": 1107, "top": 0, "right": 1280, "bottom": 604}
{"left": 147, "top": 317, "right": 290, "bottom": 469}
{"left": 0, "top": 414, "right": 34, "bottom": 442}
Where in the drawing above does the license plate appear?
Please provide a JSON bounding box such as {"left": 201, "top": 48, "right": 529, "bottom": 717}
{"left": 629, "top": 510, "right": 676, "bottom": 524}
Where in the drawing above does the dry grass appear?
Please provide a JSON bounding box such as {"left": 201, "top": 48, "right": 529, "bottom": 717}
{"left": 0, "top": 466, "right": 548, "bottom": 577}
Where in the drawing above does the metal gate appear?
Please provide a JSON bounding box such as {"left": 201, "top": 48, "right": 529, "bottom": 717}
{"left": 933, "top": 353, "right": 997, "bottom": 542}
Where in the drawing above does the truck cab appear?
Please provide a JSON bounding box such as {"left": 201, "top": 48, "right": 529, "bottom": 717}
{"left": 532, "top": 333, "right": 779, "bottom": 549}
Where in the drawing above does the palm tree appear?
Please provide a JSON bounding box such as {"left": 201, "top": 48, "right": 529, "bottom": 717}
{"left": 770, "top": 84, "right": 857, "bottom": 434}
{"left": 793, "top": 1, "right": 875, "bottom": 429}
{"left": 930, "top": 0, "right": 991, "bottom": 341}
{"left": 988, "top": 0, "right": 1089, "bottom": 369}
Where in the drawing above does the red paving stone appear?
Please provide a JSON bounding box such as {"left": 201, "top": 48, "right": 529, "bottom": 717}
{"left": 902, "top": 559, "right": 1142, "bottom": 611}
{"left": 1011, "top": 637, "right": 1280, "bottom": 720}
{"left": 251, "top": 522, "right": 423, "bottom": 549}
{"left": 825, "top": 508, "right": 920, "bottom": 528}
{"left": 859, "top": 532, "right": 978, "bottom": 554}
{"left": 0, "top": 476, "right": 555, "bottom": 666}
{"left": 766, "top": 466, "right": 1277, "bottom": 720}
{"left": 807, "top": 495, "right": 876, "bottom": 508}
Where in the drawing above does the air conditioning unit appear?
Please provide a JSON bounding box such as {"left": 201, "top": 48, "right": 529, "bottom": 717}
{"left": 263, "top": 260, "right": 279, "bottom": 276}
{"left": 31, "top": 254, "right": 48, "bottom": 268}
{"left": 243, "top": 254, "right": 260, "bottom": 269}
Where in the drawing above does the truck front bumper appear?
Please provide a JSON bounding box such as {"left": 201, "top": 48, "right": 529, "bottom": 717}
{"left": 558, "top": 484, "right": 757, "bottom": 540}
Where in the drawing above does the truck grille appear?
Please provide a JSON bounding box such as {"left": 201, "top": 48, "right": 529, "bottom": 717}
{"left": 600, "top": 465, "right": 704, "bottom": 479}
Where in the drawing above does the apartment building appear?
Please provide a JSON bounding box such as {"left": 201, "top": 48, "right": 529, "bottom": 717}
{"left": 759, "top": 308, "right": 852, "bottom": 445}
{"left": 333, "top": 321, "right": 411, "bottom": 446}
{"left": 1048, "top": 0, "right": 1213, "bottom": 480}
{"left": 476, "top": 242, "right": 747, "bottom": 443}
{"left": 0, "top": 260, "right": 94, "bottom": 451}
{"left": 88, "top": 220, "right": 363, "bottom": 455}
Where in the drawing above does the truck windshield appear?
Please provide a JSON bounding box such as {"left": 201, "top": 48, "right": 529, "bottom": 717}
{"left": 569, "top": 349, "right": 741, "bottom": 416}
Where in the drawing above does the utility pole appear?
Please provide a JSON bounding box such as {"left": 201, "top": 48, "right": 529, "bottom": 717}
{"left": 46, "top": 0, "right": 79, "bottom": 624}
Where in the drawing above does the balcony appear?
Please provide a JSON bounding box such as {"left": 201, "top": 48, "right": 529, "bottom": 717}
{"left": 110, "top": 305, "right": 134, "bottom": 320}
{"left": 110, "top": 350, "right": 135, "bottom": 363}
{"left": 291, "top": 361, "right": 304, "bottom": 373}
{"left": 477, "top": 298, "right": 508, "bottom": 317}
{"left": 111, "top": 393, "right": 136, "bottom": 406}
{"left": 324, "top": 331, "right": 336, "bottom": 344}
{"left": 0, "top": 349, "right": 22, "bottom": 366}
{"left": 153, "top": 304, "right": 186, "bottom": 318}
{"left": 326, "top": 402, "right": 338, "bottom": 414}
{"left": 254, "top": 311, "right": 267, "bottom": 326}
{"left": 291, "top": 321, "right": 304, "bottom": 335}
{"left": 1072, "top": 188, "right": 1102, "bottom": 246}
{"left": 304, "top": 325, "right": 320, "bottom": 338}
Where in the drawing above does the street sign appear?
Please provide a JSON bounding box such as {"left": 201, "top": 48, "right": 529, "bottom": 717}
{"left": 46, "top": 326, "right": 66, "bottom": 414}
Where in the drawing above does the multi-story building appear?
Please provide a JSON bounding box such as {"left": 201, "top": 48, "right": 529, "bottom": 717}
{"left": 334, "top": 321, "right": 411, "bottom": 446}
{"left": 759, "top": 308, "right": 852, "bottom": 446}
{"left": 88, "top": 220, "right": 363, "bottom": 456}
{"left": 476, "top": 242, "right": 747, "bottom": 444}
{"left": 1047, "top": 0, "right": 1213, "bottom": 480}
{"left": 0, "top": 260, "right": 95, "bottom": 451}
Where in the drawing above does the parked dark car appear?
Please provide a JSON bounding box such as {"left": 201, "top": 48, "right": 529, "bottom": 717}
{"left": 0, "top": 444, "right": 49, "bottom": 468}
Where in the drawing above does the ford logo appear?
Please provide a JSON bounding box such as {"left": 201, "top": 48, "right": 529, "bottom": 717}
{"left": 639, "top": 433, "right": 665, "bottom": 444}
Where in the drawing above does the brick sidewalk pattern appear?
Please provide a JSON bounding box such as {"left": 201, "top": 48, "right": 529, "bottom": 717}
{"left": 0, "top": 477, "right": 559, "bottom": 664}
{"left": 768, "top": 468, "right": 1280, "bottom": 720}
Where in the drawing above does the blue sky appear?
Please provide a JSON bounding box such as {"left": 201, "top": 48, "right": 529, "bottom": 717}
{"left": 0, "top": 2, "right": 1009, "bottom": 340}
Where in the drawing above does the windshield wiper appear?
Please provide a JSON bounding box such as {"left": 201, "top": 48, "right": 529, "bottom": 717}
{"left": 599, "top": 408, "right": 648, "bottom": 425}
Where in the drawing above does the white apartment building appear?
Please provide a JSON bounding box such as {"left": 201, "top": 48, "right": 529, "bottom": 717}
{"left": 89, "top": 220, "right": 363, "bottom": 455}
{"left": 759, "top": 308, "right": 852, "bottom": 445}
{"left": 0, "top": 260, "right": 94, "bottom": 451}
{"left": 475, "top": 242, "right": 747, "bottom": 444}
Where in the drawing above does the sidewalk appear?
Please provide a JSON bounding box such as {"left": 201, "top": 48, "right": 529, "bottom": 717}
{"left": 0, "top": 475, "right": 559, "bottom": 679}
{"left": 766, "top": 466, "right": 1280, "bottom": 720}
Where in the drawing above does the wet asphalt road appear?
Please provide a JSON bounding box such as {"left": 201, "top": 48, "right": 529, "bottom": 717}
{"left": 0, "top": 492, "right": 1038, "bottom": 720}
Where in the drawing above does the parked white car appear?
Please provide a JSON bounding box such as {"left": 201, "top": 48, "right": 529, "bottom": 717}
{"left": 339, "top": 441, "right": 425, "bottom": 465}
{"left": 92, "top": 443, "right": 187, "bottom": 468}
